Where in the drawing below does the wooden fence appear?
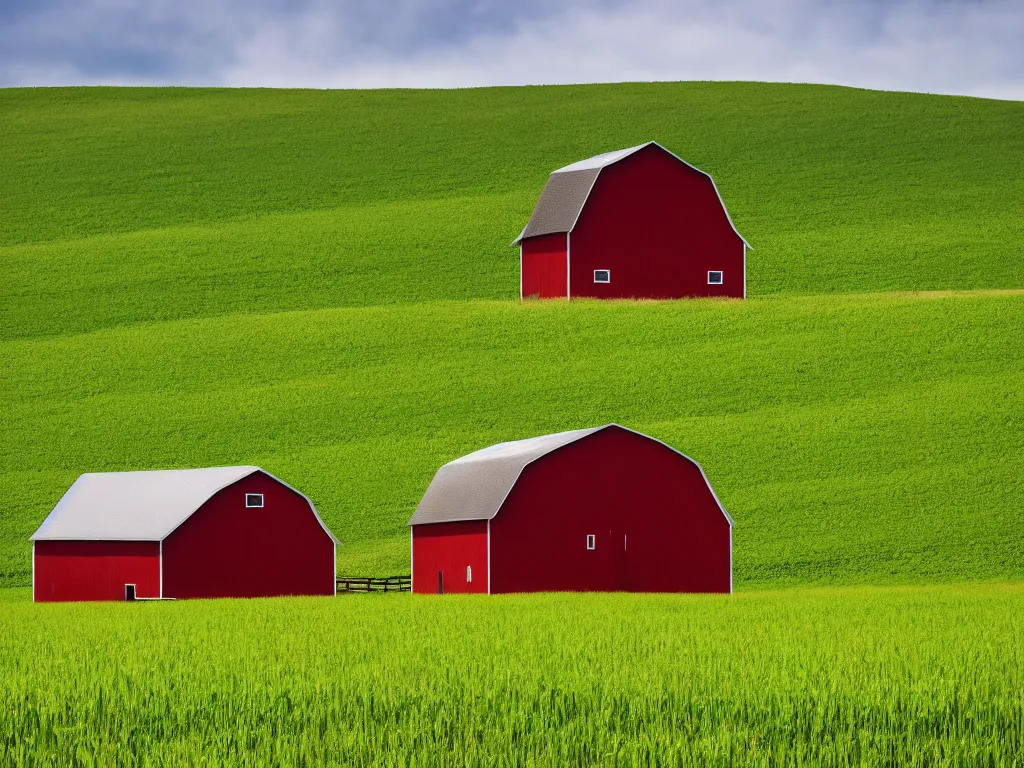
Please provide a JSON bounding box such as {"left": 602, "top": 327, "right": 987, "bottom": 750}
{"left": 336, "top": 575, "right": 411, "bottom": 593}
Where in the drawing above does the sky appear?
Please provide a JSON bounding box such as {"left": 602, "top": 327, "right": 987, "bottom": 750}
{"left": 1, "top": 0, "right": 1021, "bottom": 99}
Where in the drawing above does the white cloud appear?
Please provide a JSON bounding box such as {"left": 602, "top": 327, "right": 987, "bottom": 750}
{"left": 2, "top": 0, "right": 1023, "bottom": 100}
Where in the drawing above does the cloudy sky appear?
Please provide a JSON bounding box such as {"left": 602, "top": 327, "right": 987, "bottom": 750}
{"left": 1, "top": 0, "right": 1021, "bottom": 99}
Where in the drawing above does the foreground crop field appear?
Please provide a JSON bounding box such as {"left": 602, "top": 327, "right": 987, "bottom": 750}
{"left": 0, "top": 584, "right": 1021, "bottom": 767}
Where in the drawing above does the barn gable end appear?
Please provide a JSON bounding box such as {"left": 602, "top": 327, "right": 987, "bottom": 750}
{"left": 32, "top": 467, "right": 339, "bottom": 602}
{"left": 162, "top": 471, "right": 336, "bottom": 599}
{"left": 515, "top": 142, "right": 749, "bottom": 301}
{"left": 409, "top": 425, "right": 733, "bottom": 595}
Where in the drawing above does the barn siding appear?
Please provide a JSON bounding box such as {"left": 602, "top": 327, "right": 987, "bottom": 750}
{"left": 567, "top": 145, "right": 745, "bottom": 300}
{"left": 489, "top": 427, "right": 731, "bottom": 594}
{"left": 412, "top": 520, "right": 488, "bottom": 594}
{"left": 521, "top": 233, "right": 568, "bottom": 299}
{"left": 162, "top": 472, "right": 334, "bottom": 599}
{"left": 33, "top": 540, "right": 160, "bottom": 602}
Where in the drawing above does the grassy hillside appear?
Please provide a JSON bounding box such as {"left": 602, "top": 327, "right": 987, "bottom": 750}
{"left": 2, "top": 291, "right": 1021, "bottom": 586}
{"left": 1, "top": 83, "right": 1022, "bottom": 588}
{"left": 3, "top": 83, "right": 1023, "bottom": 339}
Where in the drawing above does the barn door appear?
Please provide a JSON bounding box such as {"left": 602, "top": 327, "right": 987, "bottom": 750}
{"left": 613, "top": 530, "right": 629, "bottom": 591}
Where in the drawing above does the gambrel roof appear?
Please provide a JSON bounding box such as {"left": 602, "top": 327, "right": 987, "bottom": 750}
{"left": 511, "top": 141, "right": 750, "bottom": 247}
{"left": 31, "top": 467, "right": 340, "bottom": 543}
{"left": 408, "top": 424, "right": 733, "bottom": 527}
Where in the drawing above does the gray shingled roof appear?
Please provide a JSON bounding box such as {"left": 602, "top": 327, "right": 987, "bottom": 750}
{"left": 512, "top": 168, "right": 600, "bottom": 243}
{"left": 512, "top": 141, "right": 750, "bottom": 247}
{"left": 408, "top": 424, "right": 733, "bottom": 527}
{"left": 31, "top": 467, "right": 340, "bottom": 543}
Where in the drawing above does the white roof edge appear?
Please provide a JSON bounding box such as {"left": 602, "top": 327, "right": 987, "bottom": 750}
{"left": 474, "top": 426, "right": 602, "bottom": 523}
{"left": 259, "top": 470, "right": 342, "bottom": 547}
{"left": 409, "top": 423, "right": 734, "bottom": 528}
{"left": 31, "top": 466, "right": 342, "bottom": 545}
{"left": 159, "top": 468, "right": 342, "bottom": 546}
{"left": 605, "top": 423, "right": 735, "bottom": 527}
{"left": 30, "top": 466, "right": 260, "bottom": 542}
{"left": 552, "top": 142, "right": 652, "bottom": 172}
{"left": 548, "top": 140, "right": 751, "bottom": 249}
{"left": 642, "top": 142, "right": 751, "bottom": 249}
{"left": 31, "top": 536, "right": 164, "bottom": 542}
{"left": 406, "top": 426, "right": 603, "bottom": 526}
{"left": 154, "top": 466, "right": 260, "bottom": 542}
{"left": 509, "top": 226, "right": 528, "bottom": 247}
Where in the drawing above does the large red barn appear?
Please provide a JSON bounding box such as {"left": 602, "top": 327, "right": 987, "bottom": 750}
{"left": 32, "top": 467, "right": 338, "bottom": 602}
{"left": 409, "top": 425, "right": 733, "bottom": 594}
{"left": 513, "top": 142, "right": 749, "bottom": 300}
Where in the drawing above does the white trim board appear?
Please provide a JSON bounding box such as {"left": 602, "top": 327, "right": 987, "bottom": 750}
{"left": 519, "top": 243, "right": 523, "bottom": 301}
{"left": 566, "top": 232, "right": 572, "bottom": 300}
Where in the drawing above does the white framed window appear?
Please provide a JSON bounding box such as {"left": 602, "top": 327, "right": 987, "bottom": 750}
{"left": 466, "top": 565, "right": 472, "bottom": 583}
{"left": 594, "top": 269, "right": 611, "bottom": 284}
{"left": 586, "top": 534, "right": 596, "bottom": 550}
{"left": 245, "top": 493, "right": 264, "bottom": 508}
{"left": 708, "top": 271, "right": 724, "bottom": 285}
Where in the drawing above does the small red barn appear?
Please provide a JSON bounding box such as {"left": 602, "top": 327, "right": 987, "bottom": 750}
{"left": 513, "top": 142, "right": 749, "bottom": 300}
{"left": 408, "top": 425, "right": 732, "bottom": 594}
{"left": 32, "top": 466, "right": 339, "bottom": 602}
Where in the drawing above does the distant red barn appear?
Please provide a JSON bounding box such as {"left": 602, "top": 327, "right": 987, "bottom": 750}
{"left": 32, "top": 467, "right": 338, "bottom": 602}
{"left": 513, "top": 142, "right": 749, "bottom": 300}
{"left": 409, "top": 425, "right": 733, "bottom": 594}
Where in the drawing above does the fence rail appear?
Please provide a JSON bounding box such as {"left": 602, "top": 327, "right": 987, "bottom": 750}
{"left": 336, "top": 575, "right": 411, "bottom": 593}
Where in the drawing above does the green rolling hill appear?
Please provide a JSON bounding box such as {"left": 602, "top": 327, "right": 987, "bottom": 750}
{"left": 1, "top": 82, "right": 1022, "bottom": 588}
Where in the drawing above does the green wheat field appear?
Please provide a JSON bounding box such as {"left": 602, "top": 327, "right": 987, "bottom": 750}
{"left": 1, "top": 82, "right": 1023, "bottom": 765}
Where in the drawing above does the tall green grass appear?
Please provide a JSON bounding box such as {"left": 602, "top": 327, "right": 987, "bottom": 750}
{"left": 0, "top": 584, "right": 1021, "bottom": 766}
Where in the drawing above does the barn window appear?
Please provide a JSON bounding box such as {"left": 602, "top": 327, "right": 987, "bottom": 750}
{"left": 708, "top": 271, "right": 724, "bottom": 285}
{"left": 245, "top": 493, "right": 264, "bottom": 508}
{"left": 466, "top": 565, "right": 473, "bottom": 583}
{"left": 586, "top": 534, "right": 596, "bottom": 550}
{"left": 594, "top": 269, "right": 611, "bottom": 284}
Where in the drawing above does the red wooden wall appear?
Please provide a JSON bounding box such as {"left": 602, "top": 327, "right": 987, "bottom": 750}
{"left": 162, "top": 472, "right": 335, "bottom": 599}
{"left": 521, "top": 233, "right": 568, "bottom": 299}
{"left": 34, "top": 541, "right": 160, "bottom": 602}
{"left": 489, "top": 427, "right": 730, "bottom": 594}
{"left": 412, "top": 519, "right": 488, "bottom": 594}
{"left": 560, "top": 145, "right": 744, "bottom": 300}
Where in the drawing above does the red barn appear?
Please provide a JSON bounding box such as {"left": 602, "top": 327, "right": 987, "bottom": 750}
{"left": 32, "top": 466, "right": 339, "bottom": 602}
{"left": 408, "top": 425, "right": 732, "bottom": 594}
{"left": 513, "top": 142, "right": 749, "bottom": 300}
